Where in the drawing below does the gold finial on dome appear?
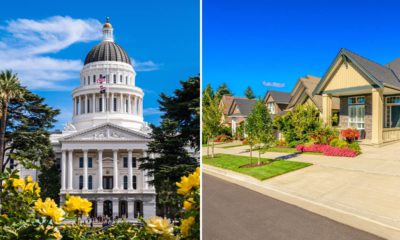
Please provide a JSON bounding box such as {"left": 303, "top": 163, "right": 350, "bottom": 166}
{"left": 103, "top": 17, "right": 112, "bottom": 29}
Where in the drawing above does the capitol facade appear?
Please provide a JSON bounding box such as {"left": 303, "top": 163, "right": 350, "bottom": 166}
{"left": 50, "top": 18, "right": 156, "bottom": 219}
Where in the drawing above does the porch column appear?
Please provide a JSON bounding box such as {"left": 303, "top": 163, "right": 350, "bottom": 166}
{"left": 371, "top": 88, "right": 384, "bottom": 145}
{"left": 97, "top": 198, "right": 104, "bottom": 217}
{"left": 113, "top": 150, "right": 119, "bottom": 190}
{"left": 127, "top": 198, "right": 134, "bottom": 219}
{"left": 83, "top": 150, "right": 88, "bottom": 190}
{"left": 73, "top": 97, "right": 76, "bottom": 116}
{"left": 133, "top": 96, "right": 138, "bottom": 115}
{"left": 67, "top": 150, "right": 73, "bottom": 191}
{"left": 98, "top": 150, "right": 103, "bottom": 191}
{"left": 61, "top": 150, "right": 66, "bottom": 191}
{"left": 120, "top": 93, "right": 124, "bottom": 113}
{"left": 102, "top": 94, "right": 105, "bottom": 113}
{"left": 128, "top": 150, "right": 133, "bottom": 190}
{"left": 128, "top": 94, "right": 132, "bottom": 114}
{"left": 322, "top": 93, "right": 332, "bottom": 126}
{"left": 85, "top": 95, "right": 88, "bottom": 114}
{"left": 112, "top": 197, "right": 119, "bottom": 218}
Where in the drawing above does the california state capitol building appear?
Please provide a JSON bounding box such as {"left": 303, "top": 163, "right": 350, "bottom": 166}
{"left": 49, "top": 18, "right": 156, "bottom": 219}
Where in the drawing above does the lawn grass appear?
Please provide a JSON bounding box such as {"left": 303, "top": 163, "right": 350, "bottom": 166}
{"left": 203, "top": 153, "right": 312, "bottom": 180}
{"left": 219, "top": 144, "right": 247, "bottom": 149}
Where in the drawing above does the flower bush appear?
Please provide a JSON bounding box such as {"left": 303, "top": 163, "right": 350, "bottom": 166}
{"left": 0, "top": 167, "right": 201, "bottom": 239}
{"left": 296, "top": 144, "right": 358, "bottom": 157}
{"left": 341, "top": 128, "right": 360, "bottom": 143}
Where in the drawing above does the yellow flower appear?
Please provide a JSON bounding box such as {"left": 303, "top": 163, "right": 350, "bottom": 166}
{"left": 1, "top": 214, "right": 8, "bottom": 219}
{"left": 35, "top": 184, "right": 41, "bottom": 197}
{"left": 63, "top": 195, "right": 92, "bottom": 216}
{"left": 34, "top": 198, "right": 65, "bottom": 224}
{"left": 12, "top": 178, "right": 25, "bottom": 190}
{"left": 53, "top": 229, "right": 62, "bottom": 240}
{"left": 176, "top": 167, "right": 200, "bottom": 196}
{"left": 180, "top": 216, "right": 195, "bottom": 237}
{"left": 145, "top": 216, "right": 174, "bottom": 239}
{"left": 183, "top": 198, "right": 195, "bottom": 211}
{"left": 26, "top": 176, "right": 33, "bottom": 183}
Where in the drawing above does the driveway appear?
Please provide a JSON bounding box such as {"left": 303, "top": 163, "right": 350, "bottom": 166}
{"left": 203, "top": 173, "right": 384, "bottom": 240}
{"left": 202, "top": 142, "right": 400, "bottom": 239}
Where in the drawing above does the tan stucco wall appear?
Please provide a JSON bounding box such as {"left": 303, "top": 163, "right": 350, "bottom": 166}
{"left": 325, "top": 61, "right": 371, "bottom": 91}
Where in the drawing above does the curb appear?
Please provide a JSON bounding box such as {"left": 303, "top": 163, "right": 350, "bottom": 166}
{"left": 203, "top": 164, "right": 400, "bottom": 240}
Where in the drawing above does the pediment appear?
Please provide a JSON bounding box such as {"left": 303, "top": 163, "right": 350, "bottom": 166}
{"left": 61, "top": 123, "right": 150, "bottom": 142}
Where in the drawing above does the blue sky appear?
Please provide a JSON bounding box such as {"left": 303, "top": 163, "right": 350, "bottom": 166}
{"left": 0, "top": 0, "right": 199, "bottom": 130}
{"left": 203, "top": 0, "right": 400, "bottom": 98}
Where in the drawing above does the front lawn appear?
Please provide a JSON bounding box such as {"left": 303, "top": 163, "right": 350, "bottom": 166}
{"left": 203, "top": 153, "right": 311, "bottom": 180}
{"left": 247, "top": 147, "right": 323, "bottom": 155}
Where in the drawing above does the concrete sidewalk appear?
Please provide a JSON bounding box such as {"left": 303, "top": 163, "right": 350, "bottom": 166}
{"left": 202, "top": 143, "right": 400, "bottom": 239}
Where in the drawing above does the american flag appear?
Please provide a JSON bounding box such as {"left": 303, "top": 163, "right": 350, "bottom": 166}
{"left": 97, "top": 75, "right": 106, "bottom": 84}
{"left": 100, "top": 85, "right": 106, "bottom": 94}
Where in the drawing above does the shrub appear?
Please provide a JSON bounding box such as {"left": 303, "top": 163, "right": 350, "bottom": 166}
{"left": 215, "top": 134, "right": 232, "bottom": 143}
{"left": 330, "top": 138, "right": 348, "bottom": 148}
{"left": 296, "top": 143, "right": 358, "bottom": 157}
{"left": 310, "top": 127, "right": 338, "bottom": 145}
{"left": 341, "top": 128, "right": 360, "bottom": 143}
{"left": 275, "top": 139, "right": 287, "bottom": 147}
{"left": 288, "top": 140, "right": 302, "bottom": 148}
{"left": 349, "top": 142, "right": 361, "bottom": 154}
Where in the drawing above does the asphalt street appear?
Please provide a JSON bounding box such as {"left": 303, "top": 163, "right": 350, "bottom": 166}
{"left": 202, "top": 173, "right": 384, "bottom": 240}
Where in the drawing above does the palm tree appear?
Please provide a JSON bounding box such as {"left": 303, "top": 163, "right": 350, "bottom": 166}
{"left": 0, "top": 70, "right": 24, "bottom": 172}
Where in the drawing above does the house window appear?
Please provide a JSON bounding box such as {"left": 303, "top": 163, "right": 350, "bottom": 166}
{"left": 79, "top": 176, "right": 83, "bottom": 189}
{"left": 132, "top": 157, "right": 136, "bottom": 168}
{"left": 267, "top": 102, "right": 275, "bottom": 114}
{"left": 123, "top": 157, "right": 128, "bottom": 168}
{"left": 385, "top": 96, "right": 400, "bottom": 128}
{"left": 99, "top": 97, "right": 103, "bottom": 112}
{"left": 123, "top": 176, "right": 128, "bottom": 189}
{"left": 87, "top": 99, "right": 91, "bottom": 113}
{"left": 79, "top": 157, "right": 83, "bottom": 168}
{"left": 113, "top": 98, "right": 117, "bottom": 111}
{"left": 132, "top": 176, "right": 137, "bottom": 189}
{"left": 88, "top": 175, "right": 93, "bottom": 189}
{"left": 126, "top": 99, "right": 129, "bottom": 112}
{"left": 93, "top": 75, "right": 96, "bottom": 83}
{"left": 88, "top": 158, "right": 93, "bottom": 168}
{"left": 113, "top": 74, "right": 117, "bottom": 83}
{"left": 348, "top": 96, "right": 365, "bottom": 130}
{"left": 88, "top": 76, "right": 90, "bottom": 85}
{"left": 120, "top": 75, "right": 123, "bottom": 83}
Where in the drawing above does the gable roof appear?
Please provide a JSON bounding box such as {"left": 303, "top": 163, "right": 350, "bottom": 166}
{"left": 219, "top": 95, "right": 248, "bottom": 115}
{"left": 314, "top": 48, "right": 400, "bottom": 95}
{"left": 264, "top": 90, "right": 291, "bottom": 104}
{"left": 228, "top": 98, "right": 257, "bottom": 117}
{"left": 289, "top": 75, "right": 339, "bottom": 111}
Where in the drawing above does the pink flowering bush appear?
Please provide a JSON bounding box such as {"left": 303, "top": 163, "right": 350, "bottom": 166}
{"left": 296, "top": 144, "right": 358, "bottom": 157}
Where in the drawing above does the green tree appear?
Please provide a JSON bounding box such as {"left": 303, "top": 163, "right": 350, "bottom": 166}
{"left": 274, "top": 104, "right": 321, "bottom": 146}
{"left": 202, "top": 83, "right": 214, "bottom": 107}
{"left": 0, "top": 70, "right": 24, "bottom": 174}
{"left": 244, "top": 86, "right": 255, "bottom": 99}
{"left": 215, "top": 83, "right": 232, "bottom": 100}
{"left": 159, "top": 76, "right": 200, "bottom": 151}
{"left": 245, "top": 100, "right": 275, "bottom": 165}
{"left": 202, "top": 91, "right": 222, "bottom": 158}
{"left": 38, "top": 164, "right": 61, "bottom": 203}
{"left": 139, "top": 76, "right": 199, "bottom": 218}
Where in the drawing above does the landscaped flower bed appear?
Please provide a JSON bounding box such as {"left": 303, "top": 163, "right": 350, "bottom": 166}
{"left": 296, "top": 144, "right": 358, "bottom": 157}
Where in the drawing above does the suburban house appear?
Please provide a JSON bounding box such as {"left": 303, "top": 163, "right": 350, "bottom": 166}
{"left": 263, "top": 90, "right": 291, "bottom": 116}
{"left": 226, "top": 98, "right": 257, "bottom": 135}
{"left": 313, "top": 48, "right": 400, "bottom": 145}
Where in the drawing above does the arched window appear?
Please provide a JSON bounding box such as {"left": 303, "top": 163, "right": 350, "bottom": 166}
{"left": 123, "top": 157, "right": 128, "bottom": 168}
{"left": 87, "top": 99, "right": 91, "bottom": 113}
{"left": 126, "top": 99, "right": 129, "bottom": 112}
{"left": 120, "top": 75, "right": 123, "bottom": 83}
{"left": 123, "top": 176, "right": 128, "bottom": 189}
{"left": 106, "top": 74, "right": 109, "bottom": 83}
{"left": 113, "top": 74, "right": 116, "bottom": 84}
{"left": 132, "top": 176, "right": 137, "bottom": 190}
{"left": 88, "top": 175, "right": 93, "bottom": 190}
{"left": 88, "top": 76, "right": 90, "bottom": 85}
{"left": 79, "top": 176, "right": 83, "bottom": 189}
{"left": 83, "top": 77, "right": 86, "bottom": 85}
{"left": 93, "top": 75, "right": 96, "bottom": 83}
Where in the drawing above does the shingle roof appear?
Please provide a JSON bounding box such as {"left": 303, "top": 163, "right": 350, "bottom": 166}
{"left": 265, "top": 90, "right": 291, "bottom": 104}
{"left": 342, "top": 49, "right": 400, "bottom": 88}
{"left": 229, "top": 99, "right": 257, "bottom": 116}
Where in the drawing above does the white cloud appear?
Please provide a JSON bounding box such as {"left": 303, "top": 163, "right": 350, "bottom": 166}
{"left": 0, "top": 16, "right": 101, "bottom": 90}
{"left": 132, "top": 59, "right": 161, "bottom": 72}
{"left": 143, "top": 107, "right": 163, "bottom": 116}
{"left": 262, "top": 81, "right": 285, "bottom": 88}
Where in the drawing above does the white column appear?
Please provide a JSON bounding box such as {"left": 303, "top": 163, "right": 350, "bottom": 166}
{"left": 128, "top": 95, "right": 132, "bottom": 114}
{"left": 128, "top": 150, "right": 133, "bottom": 190}
{"left": 120, "top": 93, "right": 124, "bottom": 113}
{"left": 97, "top": 198, "right": 104, "bottom": 217}
{"left": 143, "top": 151, "right": 148, "bottom": 189}
{"left": 61, "top": 150, "right": 66, "bottom": 190}
{"left": 139, "top": 98, "right": 142, "bottom": 116}
{"left": 73, "top": 97, "right": 76, "bottom": 116}
{"left": 85, "top": 95, "right": 88, "bottom": 114}
{"left": 111, "top": 92, "right": 114, "bottom": 112}
{"left": 92, "top": 93, "right": 96, "bottom": 113}
{"left": 128, "top": 198, "right": 134, "bottom": 219}
{"left": 83, "top": 150, "right": 88, "bottom": 190}
{"left": 133, "top": 96, "right": 138, "bottom": 115}
{"left": 67, "top": 150, "right": 73, "bottom": 191}
{"left": 102, "top": 94, "right": 105, "bottom": 113}
{"left": 98, "top": 150, "right": 103, "bottom": 191}
{"left": 113, "top": 150, "right": 119, "bottom": 190}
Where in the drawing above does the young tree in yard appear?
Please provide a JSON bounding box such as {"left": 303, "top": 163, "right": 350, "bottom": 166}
{"left": 202, "top": 91, "right": 222, "bottom": 158}
{"left": 244, "top": 86, "right": 255, "bottom": 99}
{"left": 245, "top": 100, "right": 275, "bottom": 165}
{"left": 215, "top": 83, "right": 233, "bottom": 100}
{"left": 202, "top": 83, "right": 214, "bottom": 107}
